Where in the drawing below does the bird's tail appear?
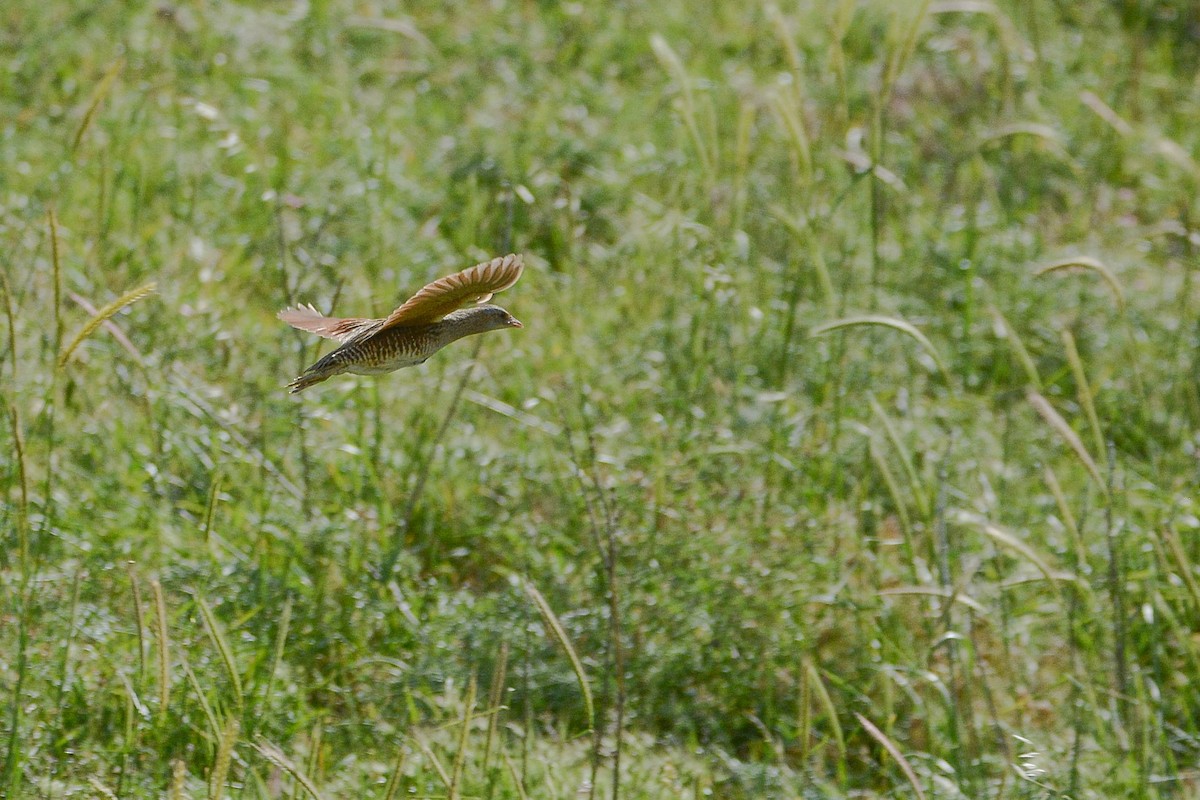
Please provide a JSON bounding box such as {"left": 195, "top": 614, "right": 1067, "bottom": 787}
{"left": 287, "top": 350, "right": 349, "bottom": 394}
{"left": 287, "top": 369, "right": 330, "bottom": 394}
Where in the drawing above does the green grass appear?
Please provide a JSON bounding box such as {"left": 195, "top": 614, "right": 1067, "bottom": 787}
{"left": 4, "top": 0, "right": 1200, "bottom": 797}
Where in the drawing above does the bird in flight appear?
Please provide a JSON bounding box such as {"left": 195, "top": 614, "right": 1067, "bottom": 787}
{"left": 279, "top": 254, "right": 524, "bottom": 393}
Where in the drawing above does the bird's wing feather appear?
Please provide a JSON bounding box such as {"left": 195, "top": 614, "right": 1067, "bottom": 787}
{"left": 375, "top": 254, "right": 524, "bottom": 332}
{"left": 277, "top": 303, "right": 374, "bottom": 342}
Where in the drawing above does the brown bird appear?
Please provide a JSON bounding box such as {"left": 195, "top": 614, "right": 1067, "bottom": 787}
{"left": 279, "top": 254, "right": 524, "bottom": 393}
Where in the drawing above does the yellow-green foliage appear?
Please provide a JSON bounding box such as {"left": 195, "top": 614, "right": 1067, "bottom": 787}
{"left": 4, "top": 1, "right": 1200, "bottom": 798}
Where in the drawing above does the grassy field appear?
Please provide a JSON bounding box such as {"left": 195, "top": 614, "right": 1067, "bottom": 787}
{"left": 4, "top": 0, "right": 1200, "bottom": 797}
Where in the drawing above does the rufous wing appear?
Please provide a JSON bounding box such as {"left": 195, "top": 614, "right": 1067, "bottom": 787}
{"left": 375, "top": 254, "right": 524, "bottom": 332}
{"left": 277, "top": 303, "right": 373, "bottom": 342}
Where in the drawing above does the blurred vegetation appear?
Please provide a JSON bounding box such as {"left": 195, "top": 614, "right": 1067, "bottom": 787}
{"left": 3, "top": 0, "right": 1200, "bottom": 797}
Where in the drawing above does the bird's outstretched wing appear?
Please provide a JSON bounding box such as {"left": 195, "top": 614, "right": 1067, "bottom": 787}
{"left": 277, "top": 304, "right": 372, "bottom": 342}
{"left": 376, "top": 254, "right": 524, "bottom": 332}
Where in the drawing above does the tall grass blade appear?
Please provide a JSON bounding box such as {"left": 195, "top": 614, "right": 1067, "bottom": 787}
{"left": 988, "top": 304, "right": 1042, "bottom": 389}
{"left": 151, "top": 579, "right": 171, "bottom": 724}
{"left": 869, "top": 396, "right": 931, "bottom": 518}
{"left": 196, "top": 596, "right": 244, "bottom": 710}
{"left": 732, "top": 99, "right": 754, "bottom": 230}
{"left": 118, "top": 668, "right": 150, "bottom": 724}
{"left": 768, "top": 89, "right": 814, "bottom": 183}
{"left": 1155, "top": 136, "right": 1200, "bottom": 177}
{"left": 8, "top": 405, "right": 29, "bottom": 568}
{"left": 305, "top": 721, "right": 323, "bottom": 797}
{"left": 202, "top": 471, "right": 222, "bottom": 545}
{"left": 978, "top": 122, "right": 1078, "bottom": 169}
{"left": 649, "top": 34, "right": 715, "bottom": 181}
{"left": 169, "top": 759, "right": 188, "bottom": 800}
{"left": 523, "top": 578, "right": 595, "bottom": 733}
{"left": 770, "top": 209, "right": 837, "bottom": 313}
{"left": 260, "top": 595, "right": 291, "bottom": 722}
{"left": 47, "top": 209, "right": 63, "bottom": 352}
{"left": 208, "top": 716, "right": 239, "bottom": 800}
{"left": 71, "top": 57, "right": 124, "bottom": 153}
{"left": 58, "top": 282, "right": 156, "bottom": 368}
{"left": 483, "top": 642, "right": 509, "bottom": 777}
{"left": 1034, "top": 256, "right": 1125, "bottom": 310}
{"left": 1043, "top": 466, "right": 1087, "bottom": 572}
{"left": 503, "top": 752, "right": 530, "bottom": 800}
{"left": 805, "top": 660, "right": 846, "bottom": 763}
{"left": 1102, "top": 445, "right": 1130, "bottom": 736}
{"left": 51, "top": 570, "right": 84, "bottom": 732}
{"left": 1163, "top": 526, "right": 1200, "bottom": 617}
{"left": 88, "top": 777, "right": 120, "bottom": 799}
{"left": 855, "top": 712, "right": 927, "bottom": 800}
{"left": 67, "top": 291, "right": 146, "bottom": 365}
{"left": 382, "top": 747, "right": 406, "bottom": 800}
{"left": 0, "top": 270, "right": 17, "bottom": 382}
{"left": 767, "top": 5, "right": 806, "bottom": 89}
{"left": 128, "top": 565, "right": 146, "bottom": 683}
{"left": 414, "top": 735, "right": 452, "bottom": 789}
{"left": 811, "top": 315, "right": 948, "bottom": 376}
{"left": 1080, "top": 90, "right": 1134, "bottom": 136}
{"left": 449, "top": 675, "right": 476, "bottom": 800}
{"left": 1026, "top": 391, "right": 1107, "bottom": 494}
{"left": 868, "top": 438, "right": 914, "bottom": 567}
{"left": 879, "top": 586, "right": 989, "bottom": 614}
{"left": 3, "top": 584, "right": 30, "bottom": 793}
{"left": 881, "top": 0, "right": 932, "bottom": 106}
{"left": 974, "top": 518, "right": 1078, "bottom": 588}
{"left": 930, "top": 1, "right": 1022, "bottom": 65}
{"left": 252, "top": 738, "right": 328, "bottom": 800}
{"left": 1061, "top": 329, "right": 1106, "bottom": 460}
{"left": 797, "top": 660, "right": 812, "bottom": 762}
{"left": 182, "top": 654, "right": 220, "bottom": 743}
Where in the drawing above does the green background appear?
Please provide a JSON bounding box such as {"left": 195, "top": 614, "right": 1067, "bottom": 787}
{"left": 3, "top": 1, "right": 1200, "bottom": 797}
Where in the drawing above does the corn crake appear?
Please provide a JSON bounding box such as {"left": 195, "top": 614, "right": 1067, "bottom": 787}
{"left": 279, "top": 254, "right": 524, "bottom": 393}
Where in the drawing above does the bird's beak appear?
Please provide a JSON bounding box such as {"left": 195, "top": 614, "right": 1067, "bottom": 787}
{"left": 508, "top": 317, "right": 524, "bottom": 328}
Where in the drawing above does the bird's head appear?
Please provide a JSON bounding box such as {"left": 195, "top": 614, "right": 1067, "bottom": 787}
{"left": 455, "top": 304, "right": 523, "bottom": 332}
